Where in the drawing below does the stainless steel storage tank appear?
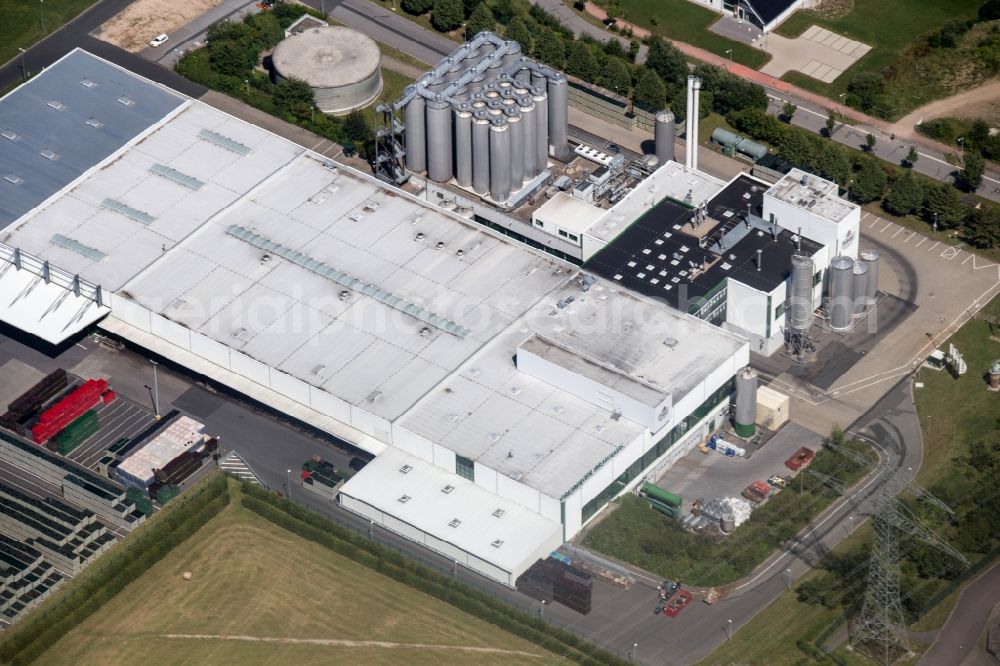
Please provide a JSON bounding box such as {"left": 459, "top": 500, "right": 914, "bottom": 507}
{"left": 852, "top": 260, "right": 869, "bottom": 317}
{"left": 531, "top": 69, "right": 547, "bottom": 91}
{"left": 828, "top": 256, "right": 855, "bottom": 332}
{"left": 860, "top": 249, "right": 879, "bottom": 308}
{"left": 547, "top": 72, "right": 569, "bottom": 158}
{"left": 533, "top": 88, "right": 548, "bottom": 172}
{"left": 454, "top": 105, "right": 473, "bottom": 187}
{"left": 404, "top": 94, "right": 426, "bottom": 173}
{"left": 507, "top": 108, "right": 524, "bottom": 189}
{"left": 734, "top": 367, "right": 758, "bottom": 437}
{"left": 489, "top": 118, "right": 511, "bottom": 201}
{"left": 425, "top": 98, "right": 453, "bottom": 183}
{"left": 655, "top": 110, "right": 676, "bottom": 165}
{"left": 788, "top": 254, "right": 814, "bottom": 332}
{"left": 472, "top": 113, "right": 490, "bottom": 195}
{"left": 520, "top": 98, "right": 536, "bottom": 178}
{"left": 502, "top": 41, "right": 522, "bottom": 67}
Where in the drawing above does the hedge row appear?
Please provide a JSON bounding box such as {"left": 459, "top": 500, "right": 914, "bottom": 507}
{"left": 0, "top": 474, "right": 230, "bottom": 665}
{"left": 239, "top": 485, "right": 627, "bottom": 666}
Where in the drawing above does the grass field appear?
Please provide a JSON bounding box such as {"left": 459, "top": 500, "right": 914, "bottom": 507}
{"left": 380, "top": 68, "right": 414, "bottom": 107}
{"left": 40, "top": 484, "right": 560, "bottom": 665}
{"left": 775, "top": 0, "right": 983, "bottom": 111}
{"left": 588, "top": 0, "right": 767, "bottom": 68}
{"left": 0, "top": 0, "right": 97, "bottom": 66}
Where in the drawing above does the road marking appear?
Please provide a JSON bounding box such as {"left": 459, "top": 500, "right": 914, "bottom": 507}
{"left": 915, "top": 237, "right": 926, "bottom": 248}
{"left": 962, "top": 254, "right": 972, "bottom": 265}
{"left": 75, "top": 343, "right": 87, "bottom": 350}
{"left": 892, "top": 227, "right": 903, "bottom": 238}
{"left": 881, "top": 222, "right": 893, "bottom": 233}
{"left": 927, "top": 241, "right": 939, "bottom": 252}
{"left": 942, "top": 246, "right": 961, "bottom": 260}
{"left": 903, "top": 232, "right": 915, "bottom": 243}
{"left": 869, "top": 217, "right": 881, "bottom": 229}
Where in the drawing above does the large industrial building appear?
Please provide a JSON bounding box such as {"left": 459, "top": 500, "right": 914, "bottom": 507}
{"left": 0, "top": 47, "right": 872, "bottom": 587}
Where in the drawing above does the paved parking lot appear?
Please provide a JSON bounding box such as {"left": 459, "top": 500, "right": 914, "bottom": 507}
{"left": 653, "top": 422, "right": 823, "bottom": 503}
{"left": 67, "top": 395, "right": 157, "bottom": 469}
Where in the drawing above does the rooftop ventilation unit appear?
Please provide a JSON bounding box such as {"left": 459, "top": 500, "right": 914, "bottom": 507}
{"left": 51, "top": 234, "right": 105, "bottom": 260}
{"left": 101, "top": 199, "right": 156, "bottom": 226}
{"left": 448, "top": 519, "right": 461, "bottom": 527}
{"left": 399, "top": 464, "right": 413, "bottom": 474}
{"left": 662, "top": 336, "right": 678, "bottom": 348}
{"left": 150, "top": 163, "right": 204, "bottom": 190}
{"left": 116, "top": 95, "right": 135, "bottom": 107}
{"left": 491, "top": 539, "right": 504, "bottom": 548}
{"left": 441, "top": 485, "right": 455, "bottom": 494}
{"left": 398, "top": 494, "right": 411, "bottom": 503}
{"left": 492, "top": 508, "right": 505, "bottom": 518}
{"left": 80, "top": 79, "right": 96, "bottom": 88}
{"left": 47, "top": 100, "right": 64, "bottom": 110}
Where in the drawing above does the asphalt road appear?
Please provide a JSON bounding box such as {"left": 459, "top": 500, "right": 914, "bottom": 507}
{"left": 919, "top": 562, "right": 1000, "bottom": 666}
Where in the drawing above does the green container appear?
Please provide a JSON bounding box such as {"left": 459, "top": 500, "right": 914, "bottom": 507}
{"left": 642, "top": 482, "right": 681, "bottom": 508}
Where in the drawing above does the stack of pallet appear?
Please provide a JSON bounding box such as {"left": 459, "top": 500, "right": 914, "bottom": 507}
{"left": 30, "top": 379, "right": 108, "bottom": 444}
{"left": 52, "top": 410, "right": 99, "bottom": 455}
{"left": 0, "top": 370, "right": 69, "bottom": 433}
{"left": 301, "top": 456, "right": 344, "bottom": 500}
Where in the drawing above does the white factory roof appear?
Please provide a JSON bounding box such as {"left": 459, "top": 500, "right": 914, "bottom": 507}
{"left": 399, "top": 280, "right": 745, "bottom": 497}
{"left": 340, "top": 447, "right": 562, "bottom": 574}
{"left": 586, "top": 161, "right": 726, "bottom": 243}
{"left": 2, "top": 102, "right": 303, "bottom": 291}
{"left": 533, "top": 192, "right": 607, "bottom": 235}
{"left": 118, "top": 415, "right": 206, "bottom": 483}
{"left": 765, "top": 168, "right": 857, "bottom": 223}
{"left": 121, "top": 151, "right": 568, "bottom": 421}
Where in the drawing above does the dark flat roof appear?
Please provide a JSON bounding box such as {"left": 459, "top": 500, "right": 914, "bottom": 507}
{"left": 586, "top": 175, "right": 822, "bottom": 312}
{"left": 745, "top": 0, "right": 797, "bottom": 25}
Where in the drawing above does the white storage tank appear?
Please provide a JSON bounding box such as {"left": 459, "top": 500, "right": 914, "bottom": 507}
{"left": 271, "top": 26, "right": 382, "bottom": 115}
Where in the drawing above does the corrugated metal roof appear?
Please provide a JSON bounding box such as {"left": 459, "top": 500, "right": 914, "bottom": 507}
{"left": 0, "top": 50, "right": 185, "bottom": 229}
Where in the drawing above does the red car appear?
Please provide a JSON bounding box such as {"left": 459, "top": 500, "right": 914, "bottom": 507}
{"left": 664, "top": 590, "right": 693, "bottom": 617}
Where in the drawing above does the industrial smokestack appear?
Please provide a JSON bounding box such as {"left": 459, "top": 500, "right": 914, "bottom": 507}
{"left": 685, "top": 76, "right": 695, "bottom": 169}
{"left": 756, "top": 248, "right": 763, "bottom": 272}
{"left": 692, "top": 77, "right": 701, "bottom": 172}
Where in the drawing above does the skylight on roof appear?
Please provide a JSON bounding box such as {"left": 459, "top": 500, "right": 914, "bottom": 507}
{"left": 3, "top": 174, "right": 23, "bottom": 185}
{"left": 39, "top": 149, "right": 58, "bottom": 161}
{"left": 1, "top": 129, "right": 16, "bottom": 141}
{"left": 101, "top": 199, "right": 156, "bottom": 226}
{"left": 441, "top": 485, "right": 454, "bottom": 494}
{"left": 80, "top": 79, "right": 96, "bottom": 88}
{"left": 197, "top": 128, "right": 252, "bottom": 156}
{"left": 150, "top": 163, "right": 204, "bottom": 190}
{"left": 491, "top": 539, "right": 504, "bottom": 548}
{"left": 51, "top": 234, "right": 106, "bottom": 261}
{"left": 85, "top": 118, "right": 103, "bottom": 128}
{"left": 448, "top": 519, "right": 461, "bottom": 528}
{"left": 116, "top": 95, "right": 135, "bottom": 107}
{"left": 47, "top": 100, "right": 64, "bottom": 110}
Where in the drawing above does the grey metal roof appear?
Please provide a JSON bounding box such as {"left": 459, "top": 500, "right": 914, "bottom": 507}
{"left": 0, "top": 49, "right": 185, "bottom": 229}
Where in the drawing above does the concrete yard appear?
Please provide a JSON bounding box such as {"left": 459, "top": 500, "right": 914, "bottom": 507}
{"left": 652, "top": 422, "right": 824, "bottom": 504}
{"left": 760, "top": 26, "right": 872, "bottom": 83}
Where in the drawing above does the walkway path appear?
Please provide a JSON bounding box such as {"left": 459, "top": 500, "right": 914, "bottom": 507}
{"left": 919, "top": 561, "right": 1000, "bottom": 666}
{"left": 162, "top": 634, "right": 550, "bottom": 657}
{"left": 891, "top": 79, "right": 1000, "bottom": 136}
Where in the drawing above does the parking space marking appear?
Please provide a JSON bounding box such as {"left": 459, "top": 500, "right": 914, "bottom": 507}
{"left": 927, "top": 241, "right": 939, "bottom": 252}
{"left": 903, "top": 232, "right": 915, "bottom": 243}
{"left": 892, "top": 227, "right": 904, "bottom": 238}
{"left": 880, "top": 222, "right": 893, "bottom": 233}
{"left": 962, "top": 254, "right": 973, "bottom": 265}
{"left": 915, "top": 237, "right": 926, "bottom": 248}
{"left": 942, "top": 246, "right": 961, "bottom": 260}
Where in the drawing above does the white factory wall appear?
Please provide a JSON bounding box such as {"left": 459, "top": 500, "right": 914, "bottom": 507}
{"left": 764, "top": 195, "right": 860, "bottom": 262}
{"left": 581, "top": 233, "right": 609, "bottom": 263}
{"left": 107, "top": 293, "right": 388, "bottom": 445}
{"left": 723, "top": 279, "right": 787, "bottom": 355}
{"left": 517, "top": 343, "right": 671, "bottom": 431}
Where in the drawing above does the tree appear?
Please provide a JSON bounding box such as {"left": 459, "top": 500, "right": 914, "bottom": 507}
{"left": 491, "top": 0, "right": 514, "bottom": 24}
{"left": 777, "top": 130, "right": 817, "bottom": 170}
{"left": 924, "top": 183, "right": 967, "bottom": 228}
{"left": 462, "top": 0, "right": 480, "bottom": 19}
{"left": 432, "top": 0, "right": 464, "bottom": 31}
{"left": 465, "top": 2, "right": 494, "bottom": 38}
{"left": 208, "top": 39, "right": 257, "bottom": 77}
{"left": 825, "top": 110, "right": 835, "bottom": 138}
{"left": 847, "top": 72, "right": 887, "bottom": 116}
{"left": 565, "top": 40, "right": 597, "bottom": 81}
{"left": 645, "top": 37, "right": 688, "bottom": 88}
{"left": 402, "top": 0, "right": 433, "bottom": 14}
{"left": 628, "top": 39, "right": 640, "bottom": 62}
{"left": 782, "top": 101, "right": 797, "bottom": 123}
{"left": 865, "top": 132, "right": 876, "bottom": 152}
{"left": 505, "top": 16, "right": 531, "bottom": 52}
{"left": 728, "top": 108, "right": 785, "bottom": 144}
{"left": 963, "top": 206, "right": 1000, "bottom": 248}
{"left": 602, "top": 58, "right": 632, "bottom": 97}
{"left": 883, "top": 170, "right": 924, "bottom": 216}
{"left": 850, "top": 158, "right": 887, "bottom": 203}
{"left": 961, "top": 150, "right": 985, "bottom": 191}
{"left": 969, "top": 119, "right": 990, "bottom": 148}
{"left": 906, "top": 145, "right": 919, "bottom": 167}
{"left": 633, "top": 68, "right": 666, "bottom": 111}
{"left": 815, "top": 145, "right": 851, "bottom": 186}
{"left": 343, "top": 110, "right": 372, "bottom": 144}
{"left": 980, "top": 0, "right": 1000, "bottom": 20}
{"left": 272, "top": 77, "right": 315, "bottom": 118}
{"left": 603, "top": 37, "right": 625, "bottom": 60}
{"left": 535, "top": 28, "right": 565, "bottom": 69}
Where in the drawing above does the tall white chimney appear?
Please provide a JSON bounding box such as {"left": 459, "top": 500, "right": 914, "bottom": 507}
{"left": 692, "top": 77, "right": 702, "bottom": 172}
{"left": 685, "top": 75, "right": 695, "bottom": 169}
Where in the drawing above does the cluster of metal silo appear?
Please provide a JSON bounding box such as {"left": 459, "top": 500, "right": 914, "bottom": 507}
{"left": 826, "top": 251, "right": 879, "bottom": 332}
{"left": 395, "top": 32, "right": 570, "bottom": 202}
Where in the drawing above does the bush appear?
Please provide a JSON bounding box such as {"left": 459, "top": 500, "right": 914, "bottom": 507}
{"left": 402, "top": 0, "right": 433, "bottom": 15}
{"left": 431, "top": 0, "right": 464, "bottom": 31}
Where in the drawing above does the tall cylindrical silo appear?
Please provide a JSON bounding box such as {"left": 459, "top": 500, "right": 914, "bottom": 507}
{"left": 472, "top": 113, "right": 490, "bottom": 195}
{"left": 533, "top": 88, "right": 548, "bottom": 172}
{"left": 454, "top": 105, "right": 473, "bottom": 188}
{"left": 734, "top": 367, "right": 758, "bottom": 438}
{"left": 861, "top": 249, "right": 879, "bottom": 308}
{"left": 531, "top": 69, "right": 547, "bottom": 91}
{"left": 502, "top": 41, "right": 522, "bottom": 67}
{"left": 488, "top": 51, "right": 505, "bottom": 73}
{"left": 828, "top": 256, "right": 854, "bottom": 332}
{"left": 852, "top": 260, "right": 869, "bottom": 317}
{"left": 427, "top": 77, "right": 447, "bottom": 94}
{"left": 507, "top": 109, "right": 524, "bottom": 190}
{"left": 788, "top": 254, "right": 814, "bottom": 332}
{"left": 655, "top": 110, "right": 676, "bottom": 165}
{"left": 489, "top": 119, "right": 511, "bottom": 202}
{"left": 515, "top": 64, "right": 531, "bottom": 85}
{"left": 469, "top": 72, "right": 487, "bottom": 95}
{"left": 451, "top": 86, "right": 470, "bottom": 103}
{"left": 547, "top": 72, "right": 569, "bottom": 159}
{"left": 426, "top": 98, "right": 453, "bottom": 183}
{"left": 520, "top": 98, "right": 536, "bottom": 178}
{"left": 404, "top": 95, "right": 426, "bottom": 173}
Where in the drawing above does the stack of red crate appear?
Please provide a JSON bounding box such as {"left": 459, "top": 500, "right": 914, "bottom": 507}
{"left": 31, "top": 379, "right": 108, "bottom": 444}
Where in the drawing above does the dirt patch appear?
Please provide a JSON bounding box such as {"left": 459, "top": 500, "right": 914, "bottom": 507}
{"left": 892, "top": 78, "right": 1000, "bottom": 133}
{"left": 96, "top": 0, "right": 227, "bottom": 53}
{"left": 162, "top": 634, "right": 548, "bottom": 657}
{"left": 812, "top": 0, "right": 854, "bottom": 20}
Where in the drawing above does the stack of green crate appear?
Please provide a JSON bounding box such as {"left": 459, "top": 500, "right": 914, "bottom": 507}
{"left": 53, "top": 410, "right": 99, "bottom": 454}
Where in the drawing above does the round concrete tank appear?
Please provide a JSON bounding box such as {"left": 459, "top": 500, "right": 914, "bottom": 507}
{"left": 655, "top": 110, "right": 676, "bottom": 165}
{"left": 533, "top": 88, "right": 548, "bottom": 172}
{"left": 547, "top": 72, "right": 569, "bottom": 159}
{"left": 828, "top": 256, "right": 855, "bottom": 332}
{"left": 520, "top": 99, "right": 536, "bottom": 178}
{"left": 271, "top": 26, "right": 382, "bottom": 115}
{"left": 489, "top": 119, "right": 511, "bottom": 201}
{"left": 425, "top": 98, "right": 453, "bottom": 183}
{"left": 734, "top": 367, "right": 758, "bottom": 438}
{"left": 472, "top": 113, "right": 490, "bottom": 195}
{"left": 454, "top": 105, "right": 473, "bottom": 187}
{"left": 861, "top": 249, "right": 879, "bottom": 308}
{"left": 788, "top": 254, "right": 814, "bottom": 332}
{"left": 852, "top": 260, "right": 869, "bottom": 317}
{"left": 404, "top": 95, "right": 426, "bottom": 173}
{"left": 507, "top": 109, "right": 524, "bottom": 189}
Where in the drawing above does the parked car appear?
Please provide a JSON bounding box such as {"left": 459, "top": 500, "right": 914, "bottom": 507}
{"left": 150, "top": 33, "right": 168, "bottom": 47}
{"left": 660, "top": 580, "right": 680, "bottom": 597}
{"left": 768, "top": 474, "right": 787, "bottom": 488}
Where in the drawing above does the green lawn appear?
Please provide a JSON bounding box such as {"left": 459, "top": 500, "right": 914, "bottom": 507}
{"left": 380, "top": 68, "right": 414, "bottom": 107}
{"left": 0, "top": 0, "right": 97, "bottom": 66}
{"left": 40, "top": 483, "right": 560, "bottom": 665}
{"left": 775, "top": 0, "right": 983, "bottom": 112}
{"left": 587, "top": 0, "right": 767, "bottom": 68}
